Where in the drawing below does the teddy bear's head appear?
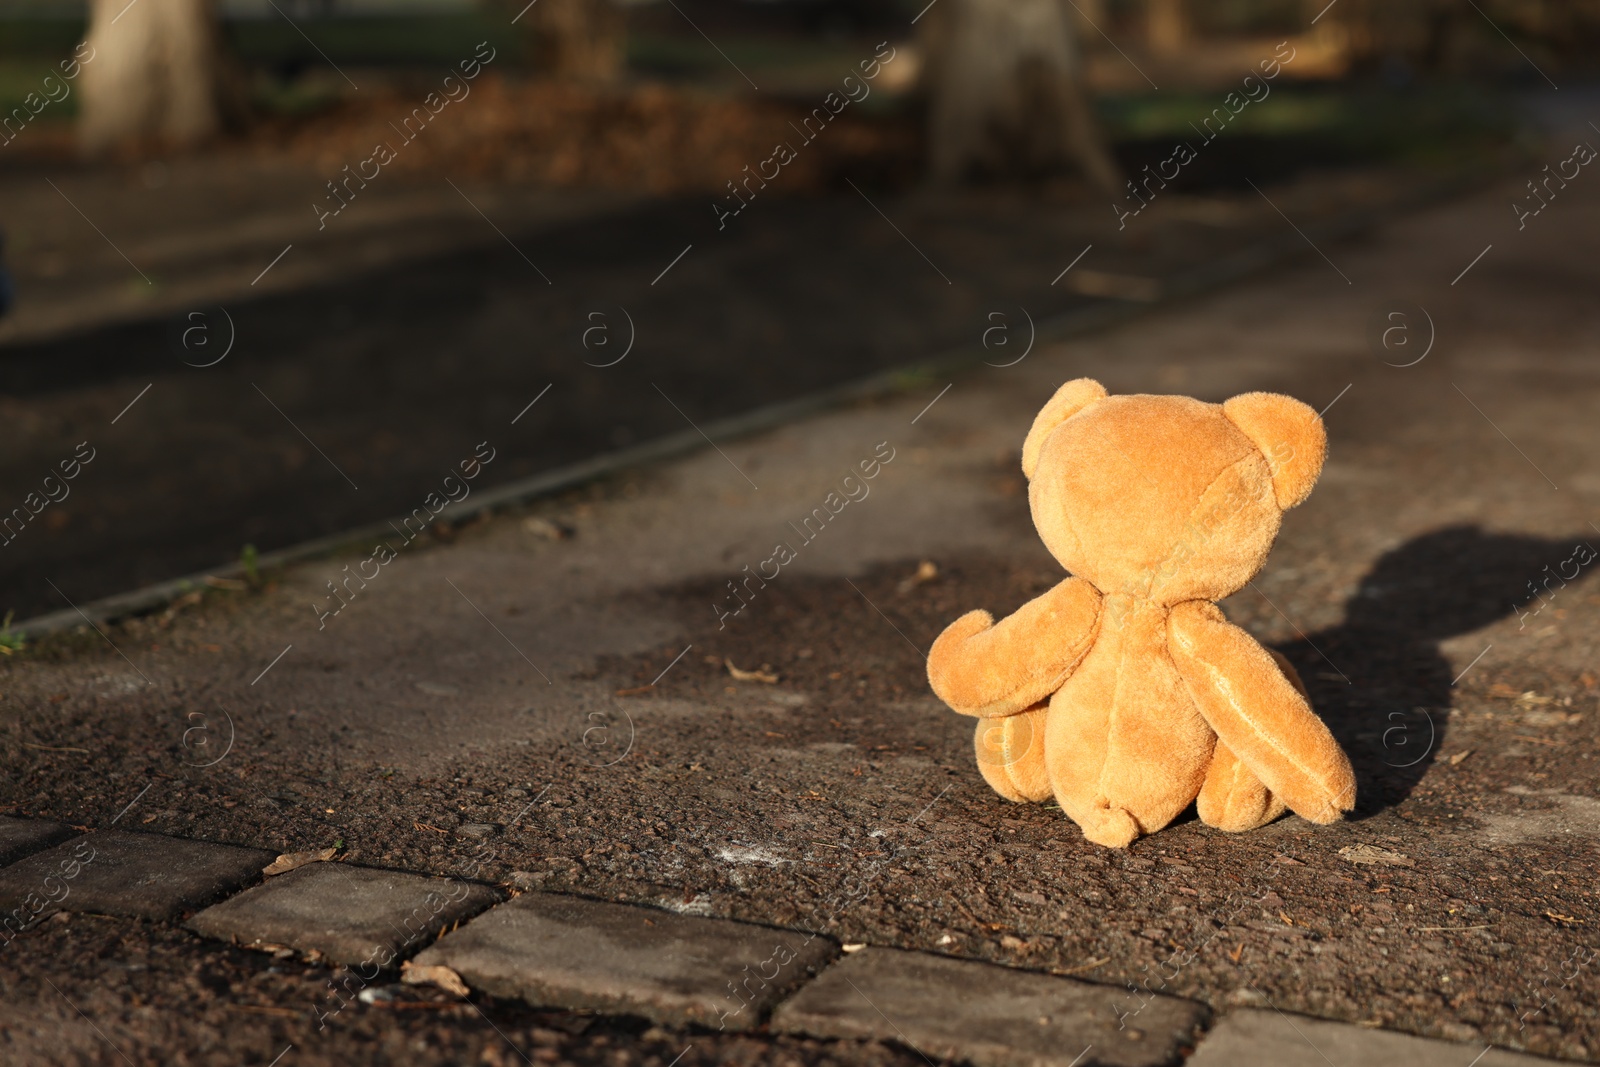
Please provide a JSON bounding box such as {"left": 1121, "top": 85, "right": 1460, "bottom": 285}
{"left": 1022, "top": 378, "right": 1325, "bottom": 605}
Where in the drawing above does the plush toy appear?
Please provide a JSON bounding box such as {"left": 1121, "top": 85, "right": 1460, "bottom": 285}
{"left": 927, "top": 379, "right": 1356, "bottom": 847}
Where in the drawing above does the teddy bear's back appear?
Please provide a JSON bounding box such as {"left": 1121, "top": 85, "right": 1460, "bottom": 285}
{"left": 1045, "top": 594, "right": 1214, "bottom": 825}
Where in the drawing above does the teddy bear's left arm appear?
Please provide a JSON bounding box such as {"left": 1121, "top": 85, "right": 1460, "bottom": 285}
{"left": 927, "top": 576, "right": 1102, "bottom": 718}
{"left": 1167, "top": 601, "right": 1356, "bottom": 824}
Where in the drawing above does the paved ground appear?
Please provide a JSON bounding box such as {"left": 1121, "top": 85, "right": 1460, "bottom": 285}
{"left": 1, "top": 142, "right": 1599, "bottom": 1064}
{"left": 0, "top": 141, "right": 1479, "bottom": 621}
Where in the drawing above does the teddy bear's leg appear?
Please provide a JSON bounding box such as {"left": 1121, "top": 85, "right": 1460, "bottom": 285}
{"left": 1198, "top": 648, "right": 1296, "bottom": 831}
{"left": 973, "top": 704, "right": 1052, "bottom": 803}
{"left": 1169, "top": 602, "right": 1357, "bottom": 824}
{"left": 1197, "top": 739, "right": 1290, "bottom": 833}
{"left": 1194, "top": 648, "right": 1304, "bottom": 831}
{"left": 1041, "top": 707, "right": 1144, "bottom": 848}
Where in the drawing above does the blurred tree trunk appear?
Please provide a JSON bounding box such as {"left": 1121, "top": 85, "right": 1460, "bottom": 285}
{"left": 78, "top": 0, "right": 243, "bottom": 156}
{"left": 1332, "top": 0, "right": 1482, "bottom": 75}
{"left": 1146, "top": 0, "right": 1186, "bottom": 54}
{"left": 523, "top": 0, "right": 627, "bottom": 83}
{"left": 920, "top": 0, "right": 1119, "bottom": 193}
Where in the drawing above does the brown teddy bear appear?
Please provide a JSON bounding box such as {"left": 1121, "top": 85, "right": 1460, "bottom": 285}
{"left": 927, "top": 378, "right": 1356, "bottom": 847}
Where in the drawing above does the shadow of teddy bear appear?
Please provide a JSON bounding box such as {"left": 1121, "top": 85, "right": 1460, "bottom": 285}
{"left": 1271, "top": 524, "right": 1597, "bottom": 820}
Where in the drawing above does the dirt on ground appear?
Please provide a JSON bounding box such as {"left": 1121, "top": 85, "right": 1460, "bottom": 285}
{"left": 6, "top": 537, "right": 1595, "bottom": 1061}
{"left": 245, "top": 74, "right": 918, "bottom": 194}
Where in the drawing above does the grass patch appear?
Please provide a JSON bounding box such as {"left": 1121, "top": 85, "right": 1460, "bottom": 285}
{"left": 0, "top": 611, "right": 27, "bottom": 656}
{"left": 222, "top": 14, "right": 520, "bottom": 68}
{"left": 1098, "top": 82, "right": 1519, "bottom": 163}
{"left": 0, "top": 61, "right": 81, "bottom": 126}
{"left": 0, "top": 19, "right": 84, "bottom": 58}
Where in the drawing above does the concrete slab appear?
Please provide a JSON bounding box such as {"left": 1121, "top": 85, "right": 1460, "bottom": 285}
{"left": 187, "top": 862, "right": 502, "bottom": 967}
{"left": 412, "top": 892, "right": 837, "bottom": 1029}
{"left": 0, "top": 831, "right": 272, "bottom": 923}
{"left": 772, "top": 946, "right": 1207, "bottom": 1067}
{"left": 1186, "top": 1010, "right": 1563, "bottom": 1067}
{"left": 0, "top": 816, "right": 76, "bottom": 868}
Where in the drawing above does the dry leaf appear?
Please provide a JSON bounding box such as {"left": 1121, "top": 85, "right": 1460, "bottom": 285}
{"left": 725, "top": 658, "right": 778, "bottom": 684}
{"left": 1338, "top": 844, "right": 1414, "bottom": 868}
{"left": 1062, "top": 269, "right": 1162, "bottom": 302}
{"left": 263, "top": 848, "right": 337, "bottom": 877}
{"left": 400, "top": 961, "right": 469, "bottom": 996}
{"left": 253, "top": 942, "right": 298, "bottom": 958}
{"left": 1520, "top": 710, "right": 1582, "bottom": 727}
{"left": 1057, "top": 956, "right": 1109, "bottom": 976}
{"left": 896, "top": 560, "right": 939, "bottom": 593}
{"left": 522, "top": 517, "right": 571, "bottom": 541}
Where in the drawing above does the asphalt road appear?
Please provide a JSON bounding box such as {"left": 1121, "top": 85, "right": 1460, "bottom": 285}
{"left": 0, "top": 149, "right": 1452, "bottom": 622}
{"left": 2, "top": 161, "right": 1599, "bottom": 1064}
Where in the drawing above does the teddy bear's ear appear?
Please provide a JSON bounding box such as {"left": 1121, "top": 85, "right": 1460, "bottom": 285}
{"left": 1221, "top": 392, "right": 1327, "bottom": 509}
{"left": 1021, "top": 379, "right": 1108, "bottom": 479}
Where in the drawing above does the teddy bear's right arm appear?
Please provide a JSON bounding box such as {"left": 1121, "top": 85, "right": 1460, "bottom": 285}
{"left": 1167, "top": 601, "right": 1356, "bottom": 824}
{"left": 927, "top": 576, "right": 1101, "bottom": 718}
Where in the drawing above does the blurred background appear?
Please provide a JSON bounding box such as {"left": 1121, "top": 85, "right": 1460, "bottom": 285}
{"left": 0, "top": 0, "right": 1587, "bottom": 623}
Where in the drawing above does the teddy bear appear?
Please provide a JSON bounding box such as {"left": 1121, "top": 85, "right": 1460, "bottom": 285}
{"left": 927, "top": 378, "right": 1356, "bottom": 847}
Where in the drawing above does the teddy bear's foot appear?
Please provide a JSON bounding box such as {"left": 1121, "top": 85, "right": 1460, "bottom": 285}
{"left": 1075, "top": 798, "right": 1141, "bottom": 848}
{"left": 974, "top": 705, "right": 1051, "bottom": 802}
{"left": 1197, "top": 739, "right": 1289, "bottom": 833}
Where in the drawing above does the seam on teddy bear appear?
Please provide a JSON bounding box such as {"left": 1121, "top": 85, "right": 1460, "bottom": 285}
{"left": 1158, "top": 621, "right": 1216, "bottom": 825}
{"left": 1144, "top": 454, "right": 1257, "bottom": 602}
{"left": 1052, "top": 476, "right": 1088, "bottom": 581}
{"left": 1095, "top": 628, "right": 1132, "bottom": 817}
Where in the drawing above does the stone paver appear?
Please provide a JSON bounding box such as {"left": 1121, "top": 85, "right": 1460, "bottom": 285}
{"left": 0, "top": 831, "right": 272, "bottom": 923}
{"left": 771, "top": 947, "right": 1206, "bottom": 1067}
{"left": 0, "top": 816, "right": 76, "bottom": 867}
{"left": 1185, "top": 1010, "right": 1564, "bottom": 1066}
{"left": 187, "top": 861, "right": 502, "bottom": 968}
{"left": 412, "top": 892, "right": 838, "bottom": 1030}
